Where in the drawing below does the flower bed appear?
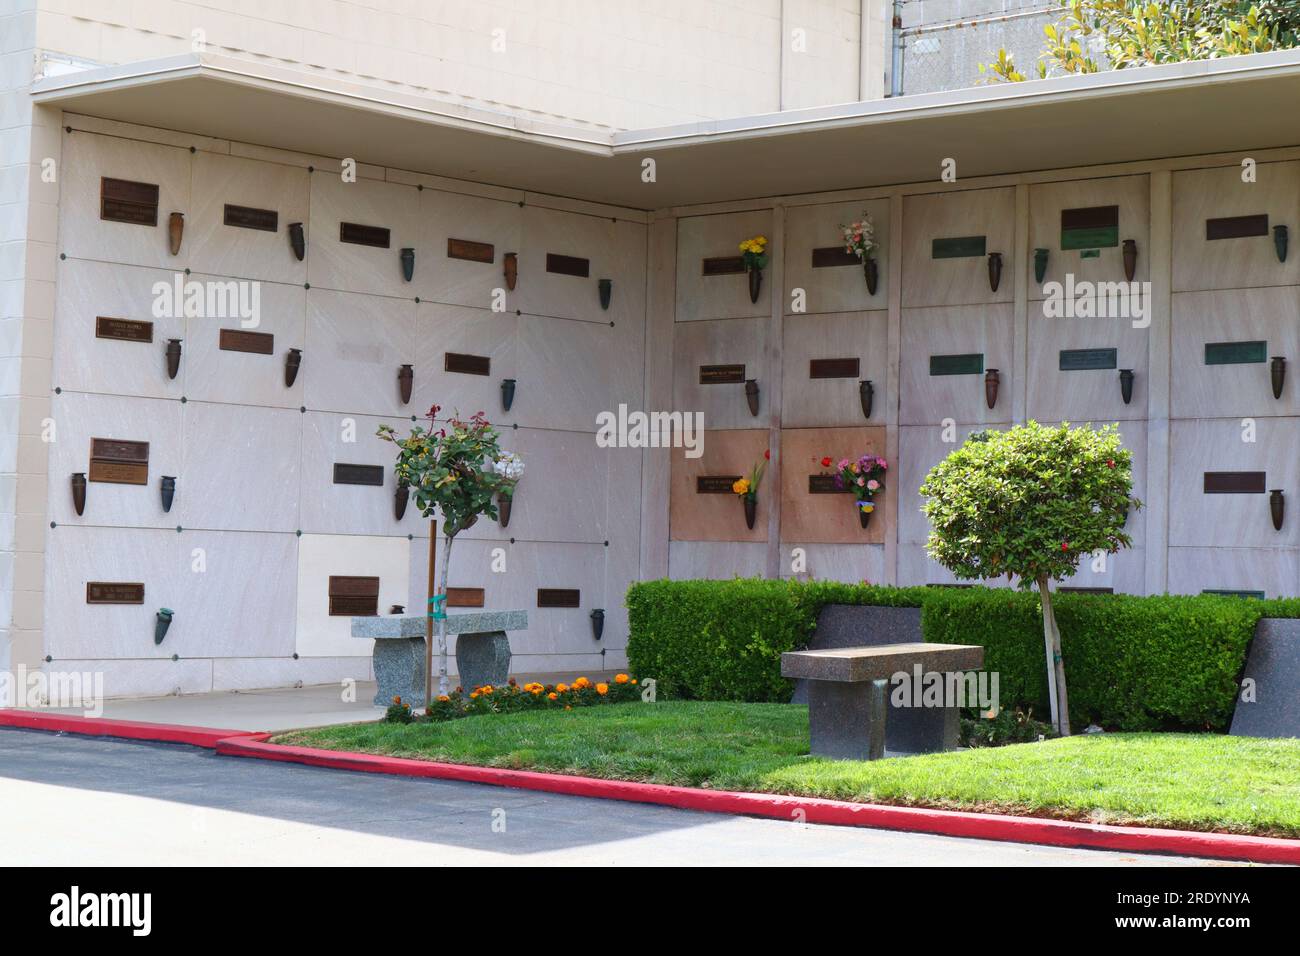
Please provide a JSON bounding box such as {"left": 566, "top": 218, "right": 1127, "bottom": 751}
{"left": 385, "top": 673, "right": 642, "bottom": 723}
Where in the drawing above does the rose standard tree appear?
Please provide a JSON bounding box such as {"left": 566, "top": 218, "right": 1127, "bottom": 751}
{"left": 378, "top": 406, "right": 521, "bottom": 703}
{"left": 918, "top": 422, "right": 1139, "bottom": 736}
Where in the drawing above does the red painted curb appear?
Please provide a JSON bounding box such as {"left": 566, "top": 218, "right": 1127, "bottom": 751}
{"left": 216, "top": 735, "right": 1300, "bottom": 865}
{"left": 0, "top": 709, "right": 256, "bottom": 749}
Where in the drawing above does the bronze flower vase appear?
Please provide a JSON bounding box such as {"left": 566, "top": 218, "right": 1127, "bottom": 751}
{"left": 864, "top": 258, "right": 878, "bottom": 296}
{"left": 747, "top": 266, "right": 762, "bottom": 304}
{"left": 1034, "top": 248, "right": 1049, "bottom": 284}
{"left": 859, "top": 380, "right": 874, "bottom": 420}
{"left": 288, "top": 222, "right": 306, "bottom": 261}
{"left": 497, "top": 492, "right": 512, "bottom": 529}
{"left": 984, "top": 368, "right": 1000, "bottom": 410}
{"left": 503, "top": 252, "right": 518, "bottom": 291}
{"left": 168, "top": 213, "right": 184, "bottom": 256}
{"left": 1122, "top": 239, "right": 1138, "bottom": 281}
{"left": 1271, "top": 489, "right": 1285, "bottom": 531}
{"left": 285, "top": 348, "right": 302, "bottom": 387}
{"left": 165, "top": 338, "right": 182, "bottom": 380}
{"left": 1272, "top": 356, "right": 1286, "bottom": 400}
{"left": 1119, "top": 368, "right": 1135, "bottom": 405}
{"left": 398, "top": 364, "right": 414, "bottom": 405}
{"left": 743, "top": 495, "right": 756, "bottom": 530}
{"left": 71, "top": 472, "right": 87, "bottom": 516}
{"left": 987, "top": 252, "right": 1003, "bottom": 293}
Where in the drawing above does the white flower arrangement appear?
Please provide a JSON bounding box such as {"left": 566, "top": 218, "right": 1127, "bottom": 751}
{"left": 840, "top": 213, "right": 876, "bottom": 261}
{"left": 493, "top": 452, "right": 525, "bottom": 482}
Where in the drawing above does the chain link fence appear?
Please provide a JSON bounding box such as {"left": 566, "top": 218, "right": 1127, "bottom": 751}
{"left": 895, "top": 0, "right": 1062, "bottom": 96}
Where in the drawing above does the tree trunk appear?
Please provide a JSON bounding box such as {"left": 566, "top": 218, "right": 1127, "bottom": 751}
{"left": 424, "top": 521, "right": 436, "bottom": 707}
{"left": 1036, "top": 574, "right": 1072, "bottom": 736}
{"left": 435, "top": 532, "right": 454, "bottom": 698}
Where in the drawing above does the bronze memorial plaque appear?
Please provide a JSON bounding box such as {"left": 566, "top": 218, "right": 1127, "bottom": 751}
{"left": 1203, "top": 471, "right": 1266, "bottom": 494}
{"left": 545, "top": 253, "right": 590, "bottom": 277}
{"left": 219, "top": 328, "right": 275, "bottom": 355}
{"left": 446, "top": 587, "right": 486, "bottom": 608}
{"left": 808, "top": 475, "right": 849, "bottom": 494}
{"left": 339, "top": 222, "right": 391, "bottom": 248}
{"left": 95, "top": 316, "right": 154, "bottom": 344}
{"left": 100, "top": 177, "right": 159, "bottom": 226}
{"left": 701, "top": 255, "right": 746, "bottom": 276}
{"left": 537, "top": 588, "right": 580, "bottom": 608}
{"left": 809, "top": 358, "right": 860, "bottom": 379}
{"left": 811, "top": 246, "right": 860, "bottom": 268}
{"left": 328, "top": 575, "right": 379, "bottom": 616}
{"left": 333, "top": 463, "right": 385, "bottom": 486}
{"left": 447, "top": 238, "right": 495, "bottom": 263}
{"left": 86, "top": 582, "right": 145, "bottom": 605}
{"left": 699, "top": 364, "right": 746, "bottom": 385}
{"left": 445, "top": 352, "right": 491, "bottom": 376}
{"left": 1206, "top": 215, "right": 1269, "bottom": 241}
{"left": 696, "top": 475, "right": 741, "bottom": 494}
{"left": 88, "top": 437, "right": 149, "bottom": 485}
{"left": 223, "top": 204, "right": 279, "bottom": 232}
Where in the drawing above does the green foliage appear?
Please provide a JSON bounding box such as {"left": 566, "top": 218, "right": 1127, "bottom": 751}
{"left": 377, "top": 405, "right": 510, "bottom": 535}
{"left": 961, "top": 707, "right": 1059, "bottom": 748}
{"left": 626, "top": 579, "right": 1277, "bottom": 730}
{"left": 982, "top": 1, "right": 1297, "bottom": 83}
{"left": 383, "top": 696, "right": 413, "bottom": 724}
{"left": 919, "top": 421, "right": 1138, "bottom": 586}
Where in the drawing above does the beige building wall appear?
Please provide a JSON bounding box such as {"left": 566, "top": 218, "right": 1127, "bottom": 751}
{"left": 31, "top": 0, "right": 877, "bottom": 131}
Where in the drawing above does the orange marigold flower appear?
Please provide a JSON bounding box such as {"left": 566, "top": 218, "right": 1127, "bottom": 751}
{"left": 614, "top": 673, "right": 629, "bottom": 684}
{"left": 631, "top": 679, "right": 638, "bottom": 685}
{"left": 596, "top": 683, "right": 609, "bottom": 695}
{"left": 548, "top": 692, "right": 558, "bottom": 701}
{"left": 564, "top": 705, "right": 572, "bottom": 711}
{"left": 469, "top": 692, "right": 479, "bottom": 699}
{"left": 556, "top": 683, "right": 569, "bottom": 693}
{"left": 436, "top": 694, "right": 450, "bottom": 702}
{"left": 392, "top": 696, "right": 402, "bottom": 704}
{"left": 574, "top": 676, "right": 590, "bottom": 688}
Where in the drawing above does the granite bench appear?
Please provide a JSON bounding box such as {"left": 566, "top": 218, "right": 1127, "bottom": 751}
{"left": 352, "top": 610, "right": 528, "bottom": 707}
{"left": 781, "top": 642, "right": 984, "bottom": 761}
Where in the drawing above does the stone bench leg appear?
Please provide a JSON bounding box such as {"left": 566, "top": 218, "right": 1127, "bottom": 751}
{"left": 886, "top": 698, "right": 961, "bottom": 755}
{"left": 455, "top": 630, "right": 511, "bottom": 692}
{"left": 372, "top": 637, "right": 427, "bottom": 708}
{"left": 807, "top": 678, "right": 888, "bottom": 761}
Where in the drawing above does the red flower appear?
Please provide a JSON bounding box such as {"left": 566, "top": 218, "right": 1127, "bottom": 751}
{"left": 1107, "top": 459, "right": 1116, "bottom": 468}
{"left": 1061, "top": 541, "right": 1069, "bottom": 551}
{"left": 820, "top": 456, "right": 833, "bottom": 467}
{"left": 764, "top": 449, "right": 771, "bottom": 460}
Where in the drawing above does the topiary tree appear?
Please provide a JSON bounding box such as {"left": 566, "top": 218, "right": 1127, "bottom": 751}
{"left": 378, "top": 406, "right": 518, "bottom": 702}
{"left": 918, "top": 422, "right": 1140, "bottom": 735}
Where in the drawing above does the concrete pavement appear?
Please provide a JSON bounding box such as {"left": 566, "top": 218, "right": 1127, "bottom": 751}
{"left": 0, "top": 729, "right": 1242, "bottom": 866}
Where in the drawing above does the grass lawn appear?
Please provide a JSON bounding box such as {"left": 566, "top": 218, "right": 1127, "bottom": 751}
{"left": 273, "top": 701, "right": 1300, "bottom": 838}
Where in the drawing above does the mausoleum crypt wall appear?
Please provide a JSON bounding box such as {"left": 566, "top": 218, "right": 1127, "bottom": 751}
{"left": 664, "top": 159, "right": 1300, "bottom": 599}
{"left": 44, "top": 118, "right": 647, "bottom": 697}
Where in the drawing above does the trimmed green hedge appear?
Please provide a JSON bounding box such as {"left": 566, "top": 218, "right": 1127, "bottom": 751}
{"left": 625, "top": 579, "right": 1296, "bottom": 731}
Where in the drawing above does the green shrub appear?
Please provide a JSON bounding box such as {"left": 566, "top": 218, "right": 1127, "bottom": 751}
{"left": 626, "top": 579, "right": 1282, "bottom": 731}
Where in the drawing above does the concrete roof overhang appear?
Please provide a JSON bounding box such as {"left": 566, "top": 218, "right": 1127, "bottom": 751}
{"left": 31, "top": 49, "right": 1300, "bottom": 210}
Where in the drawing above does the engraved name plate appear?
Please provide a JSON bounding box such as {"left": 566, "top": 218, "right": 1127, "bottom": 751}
{"left": 219, "top": 329, "right": 275, "bottom": 354}
{"left": 333, "top": 463, "right": 385, "bottom": 486}
{"left": 1203, "top": 471, "right": 1266, "bottom": 494}
{"left": 809, "top": 358, "right": 860, "bottom": 379}
{"left": 1202, "top": 589, "right": 1265, "bottom": 599}
{"left": 1059, "top": 348, "right": 1118, "bottom": 371}
{"left": 446, "top": 587, "right": 486, "bottom": 608}
{"left": 1061, "top": 205, "right": 1119, "bottom": 250}
{"left": 445, "top": 352, "right": 491, "bottom": 376}
{"left": 699, "top": 364, "right": 746, "bottom": 384}
{"left": 932, "top": 236, "right": 986, "bottom": 259}
{"left": 929, "top": 353, "right": 984, "bottom": 376}
{"left": 86, "top": 582, "right": 145, "bottom": 604}
{"left": 811, "top": 246, "right": 860, "bottom": 268}
{"left": 696, "top": 475, "right": 741, "bottom": 494}
{"left": 808, "top": 475, "right": 850, "bottom": 494}
{"left": 95, "top": 316, "right": 154, "bottom": 343}
{"left": 88, "top": 437, "right": 149, "bottom": 485}
{"left": 223, "top": 204, "right": 279, "bottom": 232}
{"left": 545, "top": 253, "right": 589, "bottom": 277}
{"left": 1205, "top": 341, "right": 1267, "bottom": 365}
{"left": 1206, "top": 215, "right": 1269, "bottom": 241}
{"left": 339, "top": 222, "right": 391, "bottom": 248}
{"left": 328, "top": 575, "right": 379, "bottom": 616}
{"left": 537, "top": 588, "right": 580, "bottom": 608}
{"left": 100, "top": 177, "right": 159, "bottom": 226}
{"left": 702, "top": 256, "right": 746, "bottom": 275}
{"left": 447, "top": 238, "right": 495, "bottom": 263}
